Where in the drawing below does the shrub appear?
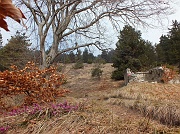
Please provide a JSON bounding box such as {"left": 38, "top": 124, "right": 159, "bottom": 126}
{"left": 94, "top": 58, "right": 106, "bottom": 64}
{"left": 73, "top": 61, "right": 84, "bottom": 69}
{"left": 0, "top": 62, "right": 69, "bottom": 109}
{"left": 7, "top": 102, "right": 78, "bottom": 117}
{"left": 87, "top": 59, "right": 93, "bottom": 64}
{"left": 111, "top": 69, "right": 124, "bottom": 80}
{"left": 91, "top": 63, "right": 103, "bottom": 80}
{"left": 161, "top": 65, "right": 177, "bottom": 83}
{"left": 91, "top": 67, "right": 103, "bottom": 79}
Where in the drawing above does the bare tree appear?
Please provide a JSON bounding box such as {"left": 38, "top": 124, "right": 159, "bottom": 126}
{"left": 19, "top": 0, "right": 172, "bottom": 68}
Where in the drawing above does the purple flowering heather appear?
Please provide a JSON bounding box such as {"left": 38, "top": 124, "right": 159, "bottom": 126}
{"left": 7, "top": 101, "right": 78, "bottom": 117}
{"left": 0, "top": 126, "right": 10, "bottom": 133}
{"left": 1, "top": 102, "right": 78, "bottom": 134}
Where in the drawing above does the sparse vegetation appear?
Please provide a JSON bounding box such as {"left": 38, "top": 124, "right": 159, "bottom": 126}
{"left": 0, "top": 101, "right": 78, "bottom": 133}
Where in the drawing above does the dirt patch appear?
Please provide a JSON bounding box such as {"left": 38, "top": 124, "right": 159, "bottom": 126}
{"left": 61, "top": 63, "right": 123, "bottom": 98}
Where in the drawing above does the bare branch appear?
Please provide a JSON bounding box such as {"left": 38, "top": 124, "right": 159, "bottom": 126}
{"left": 19, "top": 0, "right": 173, "bottom": 67}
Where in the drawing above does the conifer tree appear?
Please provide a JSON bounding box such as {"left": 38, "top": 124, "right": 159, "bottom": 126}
{"left": 112, "top": 25, "right": 156, "bottom": 80}
{"left": 0, "top": 31, "right": 32, "bottom": 70}
{"left": 156, "top": 20, "right": 180, "bottom": 70}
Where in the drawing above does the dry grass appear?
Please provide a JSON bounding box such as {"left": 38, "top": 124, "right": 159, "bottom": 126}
{"left": 103, "top": 82, "right": 180, "bottom": 127}
{"left": 2, "top": 99, "right": 179, "bottom": 134}
{"left": 1, "top": 64, "right": 180, "bottom": 134}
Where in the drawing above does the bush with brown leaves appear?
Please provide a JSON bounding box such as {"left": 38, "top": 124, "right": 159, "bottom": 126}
{"left": 0, "top": 62, "right": 69, "bottom": 110}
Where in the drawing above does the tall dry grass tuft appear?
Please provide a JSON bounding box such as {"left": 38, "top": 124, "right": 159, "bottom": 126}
{"left": 104, "top": 82, "right": 180, "bottom": 126}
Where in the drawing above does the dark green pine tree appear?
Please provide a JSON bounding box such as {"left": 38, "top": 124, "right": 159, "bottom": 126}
{"left": 168, "top": 20, "right": 180, "bottom": 66}
{"left": 112, "top": 25, "right": 146, "bottom": 80}
{"left": 139, "top": 41, "right": 157, "bottom": 69}
{"left": 0, "top": 30, "right": 6, "bottom": 71}
{"left": 69, "top": 51, "right": 76, "bottom": 63}
{"left": 88, "top": 53, "right": 95, "bottom": 63}
{"left": 107, "top": 49, "right": 115, "bottom": 63}
{"left": 0, "top": 31, "right": 32, "bottom": 70}
{"left": 156, "top": 35, "right": 171, "bottom": 64}
{"left": 82, "top": 48, "right": 89, "bottom": 63}
{"left": 156, "top": 20, "right": 180, "bottom": 70}
{"left": 101, "top": 50, "right": 108, "bottom": 63}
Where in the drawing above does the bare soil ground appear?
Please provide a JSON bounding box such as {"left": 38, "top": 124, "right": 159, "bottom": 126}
{"left": 1, "top": 63, "right": 180, "bottom": 134}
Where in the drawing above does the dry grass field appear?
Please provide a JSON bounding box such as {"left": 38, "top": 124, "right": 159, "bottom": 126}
{"left": 0, "top": 63, "right": 180, "bottom": 134}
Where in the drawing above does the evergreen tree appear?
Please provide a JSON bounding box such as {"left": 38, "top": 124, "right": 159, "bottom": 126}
{"left": 156, "top": 35, "right": 171, "bottom": 64}
{"left": 107, "top": 49, "right": 115, "bottom": 63}
{"left": 76, "top": 49, "right": 82, "bottom": 62}
{"left": 87, "top": 52, "right": 95, "bottom": 64}
{"left": 139, "top": 41, "right": 157, "bottom": 69}
{"left": 0, "top": 31, "right": 32, "bottom": 70}
{"left": 156, "top": 20, "right": 180, "bottom": 69}
{"left": 112, "top": 25, "right": 148, "bottom": 80}
{"left": 69, "top": 51, "right": 76, "bottom": 63}
{"left": 82, "top": 48, "right": 89, "bottom": 63}
{"left": 101, "top": 50, "right": 108, "bottom": 63}
{"left": 168, "top": 20, "right": 180, "bottom": 66}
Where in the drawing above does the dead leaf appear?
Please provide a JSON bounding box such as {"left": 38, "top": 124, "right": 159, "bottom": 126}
{"left": 0, "top": 14, "right": 9, "bottom": 31}
{"left": 0, "top": 0, "right": 26, "bottom": 31}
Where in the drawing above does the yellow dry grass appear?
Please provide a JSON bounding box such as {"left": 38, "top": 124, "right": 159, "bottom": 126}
{"left": 1, "top": 63, "right": 180, "bottom": 134}
{"left": 3, "top": 99, "right": 180, "bottom": 134}
{"left": 104, "top": 82, "right": 180, "bottom": 126}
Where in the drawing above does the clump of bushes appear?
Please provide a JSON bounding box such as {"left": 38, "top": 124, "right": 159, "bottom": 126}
{"left": 91, "top": 64, "right": 103, "bottom": 80}
{"left": 73, "top": 60, "right": 84, "bottom": 69}
{"left": 87, "top": 59, "right": 93, "bottom": 64}
{"left": 111, "top": 69, "right": 124, "bottom": 80}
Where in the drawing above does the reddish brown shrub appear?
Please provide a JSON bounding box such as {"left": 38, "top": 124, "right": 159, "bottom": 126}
{"left": 0, "top": 62, "right": 69, "bottom": 110}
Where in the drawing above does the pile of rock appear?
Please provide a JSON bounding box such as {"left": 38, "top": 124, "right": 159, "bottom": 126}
{"left": 124, "top": 67, "right": 179, "bottom": 85}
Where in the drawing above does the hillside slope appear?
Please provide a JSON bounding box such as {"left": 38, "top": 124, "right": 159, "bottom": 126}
{"left": 1, "top": 63, "right": 180, "bottom": 134}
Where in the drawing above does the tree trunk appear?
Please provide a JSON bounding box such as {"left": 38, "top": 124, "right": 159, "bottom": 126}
{"left": 39, "top": 35, "right": 47, "bottom": 69}
{"left": 41, "top": 48, "right": 47, "bottom": 69}
{"left": 45, "top": 35, "right": 59, "bottom": 68}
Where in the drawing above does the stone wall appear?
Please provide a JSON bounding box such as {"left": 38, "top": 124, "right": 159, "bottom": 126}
{"left": 124, "top": 67, "right": 180, "bottom": 85}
